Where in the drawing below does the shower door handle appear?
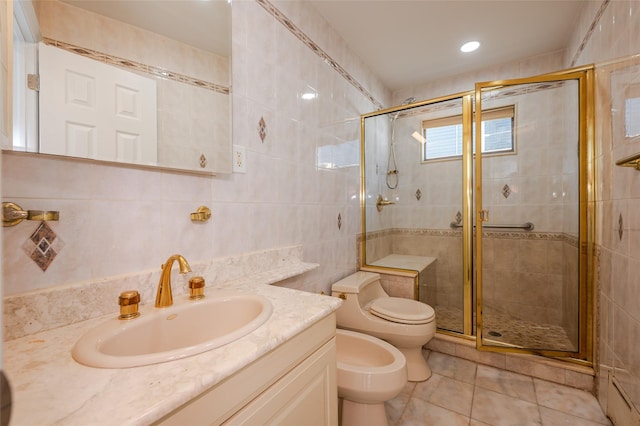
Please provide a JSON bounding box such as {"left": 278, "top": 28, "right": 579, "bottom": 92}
{"left": 480, "top": 210, "right": 490, "bottom": 222}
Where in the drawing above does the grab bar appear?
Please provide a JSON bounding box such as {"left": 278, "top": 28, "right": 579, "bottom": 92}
{"left": 449, "top": 221, "right": 534, "bottom": 231}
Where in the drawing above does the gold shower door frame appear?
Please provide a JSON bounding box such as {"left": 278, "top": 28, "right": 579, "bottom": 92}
{"left": 474, "top": 67, "right": 595, "bottom": 361}
{"left": 359, "top": 66, "right": 594, "bottom": 363}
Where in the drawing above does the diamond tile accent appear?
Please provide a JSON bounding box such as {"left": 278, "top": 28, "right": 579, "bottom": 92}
{"left": 456, "top": 211, "right": 463, "bottom": 224}
{"left": 619, "top": 213, "right": 624, "bottom": 240}
{"left": 337, "top": 213, "right": 342, "bottom": 230}
{"left": 258, "top": 117, "right": 267, "bottom": 142}
{"left": 502, "top": 184, "right": 512, "bottom": 199}
{"left": 22, "top": 222, "right": 64, "bottom": 271}
{"left": 199, "top": 154, "right": 207, "bottom": 168}
{"left": 415, "top": 189, "right": 422, "bottom": 200}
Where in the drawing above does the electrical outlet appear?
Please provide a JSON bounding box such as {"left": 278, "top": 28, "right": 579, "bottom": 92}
{"left": 233, "top": 145, "right": 246, "bottom": 173}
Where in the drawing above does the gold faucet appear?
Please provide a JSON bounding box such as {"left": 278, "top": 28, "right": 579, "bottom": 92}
{"left": 155, "top": 254, "right": 192, "bottom": 308}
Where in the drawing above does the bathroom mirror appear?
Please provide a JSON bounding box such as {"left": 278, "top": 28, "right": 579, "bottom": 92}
{"left": 10, "top": 0, "right": 231, "bottom": 174}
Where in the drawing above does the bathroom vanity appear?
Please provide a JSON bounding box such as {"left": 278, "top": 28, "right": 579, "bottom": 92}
{"left": 157, "top": 314, "right": 336, "bottom": 424}
{"left": 3, "top": 264, "right": 341, "bottom": 425}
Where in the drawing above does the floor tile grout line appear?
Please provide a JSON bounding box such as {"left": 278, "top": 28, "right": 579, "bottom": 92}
{"left": 392, "top": 351, "right": 610, "bottom": 426}
{"left": 469, "top": 359, "right": 479, "bottom": 423}
{"left": 400, "top": 382, "right": 417, "bottom": 424}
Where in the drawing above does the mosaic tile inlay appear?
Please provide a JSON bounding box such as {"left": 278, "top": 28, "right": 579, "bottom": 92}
{"left": 434, "top": 305, "right": 576, "bottom": 351}
{"left": 337, "top": 213, "right": 342, "bottom": 230}
{"left": 415, "top": 189, "right": 422, "bottom": 200}
{"left": 22, "top": 221, "right": 64, "bottom": 272}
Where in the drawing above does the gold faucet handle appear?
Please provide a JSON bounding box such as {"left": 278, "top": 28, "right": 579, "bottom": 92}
{"left": 118, "top": 290, "right": 141, "bottom": 320}
{"left": 189, "top": 277, "right": 205, "bottom": 300}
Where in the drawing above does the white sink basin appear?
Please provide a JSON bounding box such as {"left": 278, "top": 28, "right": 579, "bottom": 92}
{"left": 72, "top": 292, "right": 273, "bottom": 368}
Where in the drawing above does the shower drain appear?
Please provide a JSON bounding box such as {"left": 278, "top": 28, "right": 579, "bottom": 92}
{"left": 488, "top": 331, "right": 503, "bottom": 337}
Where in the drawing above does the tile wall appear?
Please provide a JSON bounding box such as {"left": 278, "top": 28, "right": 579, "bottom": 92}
{"left": 380, "top": 82, "right": 579, "bottom": 234}
{"left": 5, "top": 2, "right": 639, "bottom": 416}
{"left": 566, "top": 0, "right": 640, "bottom": 413}
{"left": 1, "top": 0, "right": 388, "bottom": 306}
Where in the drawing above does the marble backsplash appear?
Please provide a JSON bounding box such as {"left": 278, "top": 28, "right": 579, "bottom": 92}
{"left": 3, "top": 245, "right": 317, "bottom": 341}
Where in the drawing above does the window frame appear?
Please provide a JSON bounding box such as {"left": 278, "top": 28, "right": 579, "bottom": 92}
{"left": 420, "top": 104, "right": 517, "bottom": 163}
{"left": 624, "top": 84, "right": 640, "bottom": 139}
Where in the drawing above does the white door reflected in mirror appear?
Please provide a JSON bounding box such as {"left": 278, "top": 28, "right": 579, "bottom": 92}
{"left": 39, "top": 43, "right": 158, "bottom": 165}
{"left": 11, "top": 0, "right": 232, "bottom": 175}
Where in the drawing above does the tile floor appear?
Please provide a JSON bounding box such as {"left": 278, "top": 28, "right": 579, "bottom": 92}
{"left": 385, "top": 351, "right": 611, "bottom": 426}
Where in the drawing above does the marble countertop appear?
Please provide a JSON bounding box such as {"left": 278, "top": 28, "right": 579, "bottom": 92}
{"left": 3, "top": 270, "right": 342, "bottom": 425}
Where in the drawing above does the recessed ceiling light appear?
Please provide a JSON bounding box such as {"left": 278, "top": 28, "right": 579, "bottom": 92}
{"left": 460, "top": 41, "right": 480, "bottom": 53}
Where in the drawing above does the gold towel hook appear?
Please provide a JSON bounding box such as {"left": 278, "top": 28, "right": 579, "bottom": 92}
{"left": 190, "top": 206, "right": 211, "bottom": 222}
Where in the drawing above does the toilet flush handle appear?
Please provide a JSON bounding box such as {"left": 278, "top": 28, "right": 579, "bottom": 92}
{"left": 337, "top": 293, "right": 347, "bottom": 300}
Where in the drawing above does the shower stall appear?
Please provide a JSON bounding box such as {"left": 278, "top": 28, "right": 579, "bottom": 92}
{"left": 360, "top": 67, "right": 594, "bottom": 360}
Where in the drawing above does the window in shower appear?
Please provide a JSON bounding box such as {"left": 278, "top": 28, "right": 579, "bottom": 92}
{"left": 624, "top": 84, "right": 640, "bottom": 138}
{"left": 421, "top": 105, "right": 515, "bottom": 161}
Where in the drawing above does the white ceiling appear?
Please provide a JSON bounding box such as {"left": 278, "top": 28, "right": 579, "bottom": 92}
{"left": 62, "top": 0, "right": 588, "bottom": 92}
{"left": 309, "top": 0, "right": 589, "bottom": 91}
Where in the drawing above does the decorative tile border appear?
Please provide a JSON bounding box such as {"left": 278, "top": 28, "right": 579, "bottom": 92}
{"left": 361, "top": 227, "right": 579, "bottom": 246}
{"left": 396, "top": 81, "right": 567, "bottom": 120}
{"left": 42, "top": 37, "right": 230, "bottom": 95}
{"left": 256, "top": 0, "right": 604, "bottom": 112}
{"left": 255, "top": 0, "right": 385, "bottom": 110}
{"left": 570, "top": 0, "right": 611, "bottom": 67}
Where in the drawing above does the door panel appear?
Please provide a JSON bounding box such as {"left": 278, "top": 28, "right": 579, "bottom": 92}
{"left": 475, "top": 69, "right": 592, "bottom": 357}
{"left": 39, "top": 42, "right": 157, "bottom": 164}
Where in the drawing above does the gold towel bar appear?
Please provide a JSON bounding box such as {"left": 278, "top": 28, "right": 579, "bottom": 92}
{"left": 615, "top": 152, "right": 640, "bottom": 170}
{"left": 2, "top": 202, "right": 59, "bottom": 227}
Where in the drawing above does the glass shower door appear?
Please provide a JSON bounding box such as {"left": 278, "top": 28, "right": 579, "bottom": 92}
{"left": 360, "top": 93, "right": 474, "bottom": 335}
{"left": 475, "top": 69, "right": 592, "bottom": 356}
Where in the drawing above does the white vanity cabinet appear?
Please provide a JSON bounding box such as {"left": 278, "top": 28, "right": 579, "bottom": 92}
{"left": 154, "top": 314, "right": 338, "bottom": 426}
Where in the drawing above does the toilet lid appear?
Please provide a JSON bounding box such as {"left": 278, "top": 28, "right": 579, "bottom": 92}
{"left": 369, "top": 297, "right": 435, "bottom": 324}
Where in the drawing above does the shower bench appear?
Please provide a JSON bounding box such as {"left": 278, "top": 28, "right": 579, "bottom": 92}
{"left": 361, "top": 254, "right": 436, "bottom": 303}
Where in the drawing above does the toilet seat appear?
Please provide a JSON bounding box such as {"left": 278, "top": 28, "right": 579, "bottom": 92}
{"left": 369, "top": 297, "right": 435, "bottom": 325}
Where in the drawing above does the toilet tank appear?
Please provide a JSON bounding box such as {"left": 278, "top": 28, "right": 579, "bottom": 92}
{"left": 331, "top": 271, "right": 388, "bottom": 307}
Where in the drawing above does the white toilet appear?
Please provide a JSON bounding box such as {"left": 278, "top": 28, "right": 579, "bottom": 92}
{"left": 332, "top": 271, "right": 436, "bottom": 382}
{"left": 336, "top": 329, "right": 407, "bottom": 426}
